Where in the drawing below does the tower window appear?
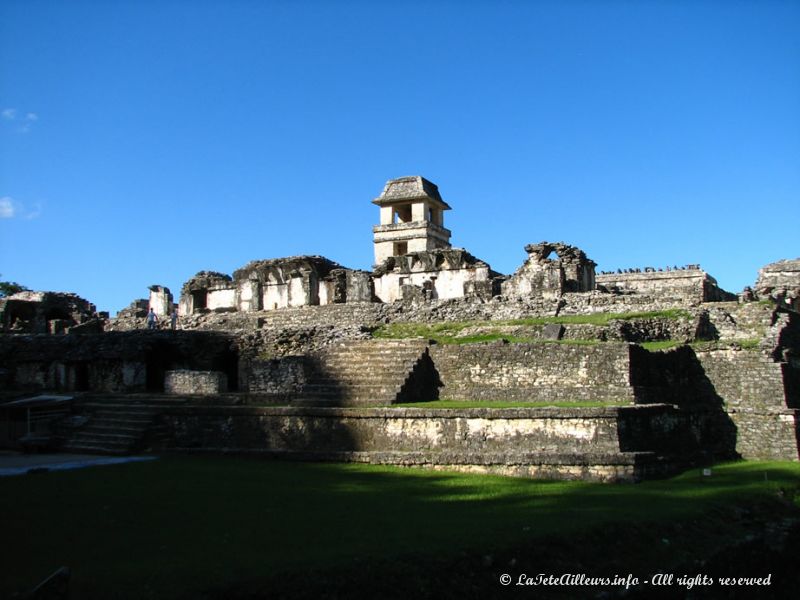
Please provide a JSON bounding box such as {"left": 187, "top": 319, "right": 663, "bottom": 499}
{"left": 394, "top": 242, "right": 408, "bottom": 256}
{"left": 393, "top": 205, "right": 412, "bottom": 223}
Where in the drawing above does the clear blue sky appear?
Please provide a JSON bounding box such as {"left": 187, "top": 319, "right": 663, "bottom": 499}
{"left": 1, "top": 0, "right": 798, "bottom": 314}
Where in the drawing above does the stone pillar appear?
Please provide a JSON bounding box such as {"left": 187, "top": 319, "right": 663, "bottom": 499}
{"left": 148, "top": 285, "right": 173, "bottom": 316}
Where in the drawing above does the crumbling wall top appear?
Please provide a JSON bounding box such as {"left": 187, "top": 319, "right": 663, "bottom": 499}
{"left": 373, "top": 248, "right": 491, "bottom": 277}
{"left": 524, "top": 241, "right": 596, "bottom": 266}
{"left": 756, "top": 258, "right": 800, "bottom": 310}
{"left": 181, "top": 271, "right": 233, "bottom": 293}
{"left": 233, "top": 256, "right": 346, "bottom": 282}
{"left": 0, "top": 291, "right": 99, "bottom": 333}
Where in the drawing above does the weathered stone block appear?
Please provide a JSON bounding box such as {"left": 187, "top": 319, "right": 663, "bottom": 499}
{"left": 165, "top": 370, "right": 228, "bottom": 395}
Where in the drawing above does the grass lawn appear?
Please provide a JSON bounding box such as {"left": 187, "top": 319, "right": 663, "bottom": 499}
{"left": 2, "top": 457, "right": 798, "bottom": 599}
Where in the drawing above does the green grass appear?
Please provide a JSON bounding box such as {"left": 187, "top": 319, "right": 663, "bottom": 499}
{"left": 393, "top": 400, "right": 627, "bottom": 408}
{"left": 373, "top": 310, "right": 691, "bottom": 344}
{"left": 1, "top": 457, "right": 798, "bottom": 598}
{"left": 638, "top": 338, "right": 763, "bottom": 353}
{"left": 639, "top": 340, "right": 686, "bottom": 351}
{"left": 736, "top": 338, "right": 761, "bottom": 349}
{"left": 435, "top": 333, "right": 599, "bottom": 346}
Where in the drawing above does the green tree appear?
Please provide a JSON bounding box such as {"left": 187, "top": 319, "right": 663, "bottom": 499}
{"left": 0, "top": 274, "right": 29, "bottom": 297}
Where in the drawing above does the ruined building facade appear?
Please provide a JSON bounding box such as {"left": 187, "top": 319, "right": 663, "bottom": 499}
{"left": 2, "top": 175, "right": 799, "bottom": 481}
{"left": 174, "top": 176, "right": 602, "bottom": 315}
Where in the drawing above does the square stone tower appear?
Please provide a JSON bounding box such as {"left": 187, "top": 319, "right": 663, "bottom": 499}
{"left": 372, "top": 176, "right": 452, "bottom": 266}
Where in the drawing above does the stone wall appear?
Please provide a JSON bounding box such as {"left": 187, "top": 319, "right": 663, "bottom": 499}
{"left": 429, "top": 342, "right": 637, "bottom": 403}
{"left": 178, "top": 271, "right": 234, "bottom": 315}
{"left": 165, "top": 370, "right": 228, "bottom": 395}
{"left": 245, "top": 356, "right": 310, "bottom": 400}
{"left": 160, "top": 404, "right": 701, "bottom": 481}
{"left": 756, "top": 258, "right": 800, "bottom": 311}
{"left": 696, "top": 349, "right": 791, "bottom": 411}
{"left": 596, "top": 269, "right": 736, "bottom": 303}
{"left": 148, "top": 285, "right": 174, "bottom": 317}
{"left": 694, "top": 349, "right": 798, "bottom": 460}
{"left": 372, "top": 249, "right": 494, "bottom": 303}
{"left": 0, "top": 291, "right": 99, "bottom": 334}
{"left": 0, "top": 331, "right": 238, "bottom": 393}
{"left": 502, "top": 242, "right": 596, "bottom": 298}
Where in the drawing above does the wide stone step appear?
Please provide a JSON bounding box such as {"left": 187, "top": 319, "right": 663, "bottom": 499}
{"left": 325, "top": 344, "right": 426, "bottom": 352}
{"left": 303, "top": 378, "right": 409, "bottom": 389}
{"left": 312, "top": 363, "right": 420, "bottom": 376}
{"left": 296, "top": 392, "right": 394, "bottom": 402}
{"left": 82, "top": 399, "right": 159, "bottom": 406}
{"left": 303, "top": 384, "right": 402, "bottom": 394}
{"left": 67, "top": 436, "right": 135, "bottom": 447}
{"left": 321, "top": 340, "right": 427, "bottom": 350}
{"left": 68, "top": 438, "right": 136, "bottom": 449}
{"left": 83, "top": 423, "right": 150, "bottom": 435}
{"left": 302, "top": 385, "right": 402, "bottom": 396}
{"left": 62, "top": 444, "right": 130, "bottom": 456}
{"left": 82, "top": 403, "right": 172, "bottom": 411}
{"left": 306, "top": 375, "right": 405, "bottom": 386}
{"left": 323, "top": 347, "right": 426, "bottom": 356}
{"left": 292, "top": 397, "right": 390, "bottom": 407}
{"left": 73, "top": 431, "right": 140, "bottom": 442}
{"left": 88, "top": 418, "right": 154, "bottom": 429}
{"left": 317, "top": 356, "right": 419, "bottom": 365}
{"left": 87, "top": 409, "right": 158, "bottom": 418}
{"left": 317, "top": 358, "right": 422, "bottom": 370}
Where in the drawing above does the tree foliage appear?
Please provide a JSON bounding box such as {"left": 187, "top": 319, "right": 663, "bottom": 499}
{"left": 0, "top": 274, "right": 29, "bottom": 297}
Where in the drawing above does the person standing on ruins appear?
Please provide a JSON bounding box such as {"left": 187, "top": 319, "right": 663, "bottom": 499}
{"left": 170, "top": 311, "right": 178, "bottom": 331}
{"left": 147, "top": 308, "right": 158, "bottom": 330}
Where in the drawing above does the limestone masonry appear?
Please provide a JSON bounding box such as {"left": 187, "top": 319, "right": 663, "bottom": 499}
{"left": 1, "top": 176, "right": 798, "bottom": 481}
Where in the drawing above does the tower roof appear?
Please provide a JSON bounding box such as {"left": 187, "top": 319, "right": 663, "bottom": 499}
{"left": 372, "top": 176, "right": 452, "bottom": 210}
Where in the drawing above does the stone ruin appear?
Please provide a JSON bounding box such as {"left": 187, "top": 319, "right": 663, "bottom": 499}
{"left": 373, "top": 248, "right": 502, "bottom": 303}
{"left": 177, "top": 258, "right": 374, "bottom": 316}
{"left": 2, "top": 175, "right": 800, "bottom": 481}
{"left": 117, "top": 285, "right": 175, "bottom": 320}
{"left": 157, "top": 176, "right": 744, "bottom": 317}
{"left": 0, "top": 291, "right": 103, "bottom": 334}
{"left": 178, "top": 271, "right": 235, "bottom": 314}
{"left": 755, "top": 258, "right": 800, "bottom": 311}
{"left": 371, "top": 175, "right": 452, "bottom": 265}
{"left": 502, "top": 242, "right": 596, "bottom": 299}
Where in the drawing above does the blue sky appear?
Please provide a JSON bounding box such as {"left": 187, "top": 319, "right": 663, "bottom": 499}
{"left": 1, "top": 0, "right": 798, "bottom": 313}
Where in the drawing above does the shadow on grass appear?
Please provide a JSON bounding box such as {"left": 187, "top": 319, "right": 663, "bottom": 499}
{"left": 1, "top": 456, "right": 798, "bottom": 599}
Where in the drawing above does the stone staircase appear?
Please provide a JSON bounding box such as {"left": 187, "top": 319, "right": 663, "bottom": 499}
{"left": 294, "top": 339, "right": 435, "bottom": 406}
{"left": 63, "top": 396, "right": 172, "bottom": 455}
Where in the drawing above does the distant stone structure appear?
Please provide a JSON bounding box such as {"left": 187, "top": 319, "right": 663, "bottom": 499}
{"left": 233, "top": 257, "right": 372, "bottom": 311}
{"left": 148, "top": 285, "right": 174, "bottom": 317}
{"left": 0, "top": 291, "right": 100, "bottom": 334}
{"left": 503, "top": 242, "right": 596, "bottom": 299}
{"left": 596, "top": 268, "right": 736, "bottom": 303}
{"left": 756, "top": 258, "right": 800, "bottom": 311}
{"left": 178, "top": 271, "right": 234, "bottom": 314}
{"left": 371, "top": 176, "right": 452, "bottom": 265}
{"left": 178, "top": 258, "right": 374, "bottom": 316}
{"left": 373, "top": 248, "right": 500, "bottom": 303}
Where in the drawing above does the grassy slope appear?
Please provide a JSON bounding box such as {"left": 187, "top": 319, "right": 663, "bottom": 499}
{"left": 372, "top": 310, "right": 690, "bottom": 345}
{"left": 2, "top": 457, "right": 799, "bottom": 599}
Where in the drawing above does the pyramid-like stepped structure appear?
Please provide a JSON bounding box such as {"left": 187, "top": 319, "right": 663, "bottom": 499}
{"left": 295, "top": 339, "right": 432, "bottom": 406}
{"left": 63, "top": 396, "right": 173, "bottom": 455}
